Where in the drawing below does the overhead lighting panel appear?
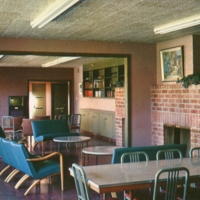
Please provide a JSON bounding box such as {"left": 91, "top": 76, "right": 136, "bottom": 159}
{"left": 31, "top": 0, "right": 80, "bottom": 28}
{"left": 42, "top": 56, "right": 80, "bottom": 67}
{"left": 154, "top": 14, "right": 200, "bottom": 34}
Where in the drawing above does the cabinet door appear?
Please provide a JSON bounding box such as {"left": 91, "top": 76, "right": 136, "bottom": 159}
{"left": 80, "top": 111, "right": 89, "bottom": 131}
{"left": 89, "top": 112, "right": 100, "bottom": 134}
{"left": 99, "top": 113, "right": 113, "bottom": 138}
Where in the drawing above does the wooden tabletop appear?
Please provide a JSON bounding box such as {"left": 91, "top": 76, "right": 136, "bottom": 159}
{"left": 69, "top": 157, "right": 200, "bottom": 199}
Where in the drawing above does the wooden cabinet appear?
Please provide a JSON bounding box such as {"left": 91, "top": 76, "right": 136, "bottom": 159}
{"left": 79, "top": 109, "right": 115, "bottom": 139}
{"left": 89, "top": 112, "right": 100, "bottom": 134}
{"left": 99, "top": 113, "right": 115, "bottom": 138}
{"left": 80, "top": 110, "right": 89, "bottom": 131}
{"left": 83, "top": 65, "right": 124, "bottom": 98}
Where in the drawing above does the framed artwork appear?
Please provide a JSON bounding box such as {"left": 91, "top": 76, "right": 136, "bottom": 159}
{"left": 160, "top": 46, "right": 184, "bottom": 82}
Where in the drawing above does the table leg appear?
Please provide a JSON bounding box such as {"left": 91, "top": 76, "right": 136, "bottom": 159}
{"left": 96, "top": 155, "right": 98, "bottom": 165}
{"left": 82, "top": 152, "right": 85, "bottom": 166}
{"left": 58, "top": 143, "right": 60, "bottom": 151}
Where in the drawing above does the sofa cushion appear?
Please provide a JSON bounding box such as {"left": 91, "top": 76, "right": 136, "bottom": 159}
{"left": 111, "top": 144, "right": 187, "bottom": 164}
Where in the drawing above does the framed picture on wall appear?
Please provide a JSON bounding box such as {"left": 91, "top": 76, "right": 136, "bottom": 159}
{"left": 160, "top": 46, "right": 184, "bottom": 82}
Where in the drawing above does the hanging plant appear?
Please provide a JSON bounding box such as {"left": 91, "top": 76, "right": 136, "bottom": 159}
{"left": 115, "top": 80, "right": 124, "bottom": 87}
{"left": 176, "top": 73, "right": 200, "bottom": 88}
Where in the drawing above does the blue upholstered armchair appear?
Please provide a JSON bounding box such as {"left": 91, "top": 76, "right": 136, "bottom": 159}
{"left": 0, "top": 138, "right": 64, "bottom": 195}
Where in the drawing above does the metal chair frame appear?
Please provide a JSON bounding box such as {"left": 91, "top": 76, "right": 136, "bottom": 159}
{"left": 189, "top": 147, "right": 200, "bottom": 158}
{"left": 72, "top": 163, "right": 118, "bottom": 200}
{"left": 2, "top": 116, "right": 15, "bottom": 139}
{"left": 70, "top": 114, "right": 81, "bottom": 133}
{"left": 121, "top": 151, "right": 149, "bottom": 200}
{"left": 156, "top": 149, "right": 183, "bottom": 160}
{"left": 153, "top": 167, "right": 189, "bottom": 200}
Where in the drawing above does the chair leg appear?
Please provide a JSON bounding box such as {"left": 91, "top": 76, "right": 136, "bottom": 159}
{"left": 5, "top": 169, "right": 20, "bottom": 183}
{"left": 15, "top": 174, "right": 30, "bottom": 189}
{"left": 0, "top": 165, "right": 11, "bottom": 176}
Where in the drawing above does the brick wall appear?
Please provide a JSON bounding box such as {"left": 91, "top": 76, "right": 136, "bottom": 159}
{"left": 115, "top": 87, "right": 125, "bottom": 146}
{"left": 151, "top": 84, "right": 200, "bottom": 148}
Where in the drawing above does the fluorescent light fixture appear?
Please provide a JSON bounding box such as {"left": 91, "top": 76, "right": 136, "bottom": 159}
{"left": 31, "top": 0, "right": 80, "bottom": 28}
{"left": 0, "top": 55, "right": 4, "bottom": 59}
{"left": 42, "top": 56, "right": 80, "bottom": 67}
{"left": 154, "top": 14, "right": 200, "bottom": 34}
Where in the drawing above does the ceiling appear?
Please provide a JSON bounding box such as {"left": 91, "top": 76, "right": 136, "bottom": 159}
{"left": 1, "top": 0, "right": 200, "bottom": 68}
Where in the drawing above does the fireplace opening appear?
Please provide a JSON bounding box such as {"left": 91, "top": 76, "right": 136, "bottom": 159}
{"left": 164, "top": 124, "right": 190, "bottom": 157}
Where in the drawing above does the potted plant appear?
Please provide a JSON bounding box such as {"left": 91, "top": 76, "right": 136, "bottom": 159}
{"left": 177, "top": 73, "right": 200, "bottom": 88}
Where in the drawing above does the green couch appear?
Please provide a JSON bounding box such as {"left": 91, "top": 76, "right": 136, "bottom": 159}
{"left": 111, "top": 144, "right": 187, "bottom": 164}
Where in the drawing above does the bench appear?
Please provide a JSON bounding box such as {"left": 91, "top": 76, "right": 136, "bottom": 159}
{"left": 111, "top": 144, "right": 187, "bottom": 164}
{"left": 31, "top": 119, "right": 80, "bottom": 154}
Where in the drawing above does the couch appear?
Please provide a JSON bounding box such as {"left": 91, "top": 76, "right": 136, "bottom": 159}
{"left": 111, "top": 143, "right": 187, "bottom": 164}
{"left": 31, "top": 119, "right": 80, "bottom": 154}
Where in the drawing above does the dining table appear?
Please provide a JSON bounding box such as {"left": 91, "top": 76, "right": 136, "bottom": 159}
{"left": 69, "top": 157, "right": 200, "bottom": 200}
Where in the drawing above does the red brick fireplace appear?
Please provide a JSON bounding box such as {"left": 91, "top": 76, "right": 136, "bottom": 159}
{"left": 151, "top": 84, "right": 200, "bottom": 151}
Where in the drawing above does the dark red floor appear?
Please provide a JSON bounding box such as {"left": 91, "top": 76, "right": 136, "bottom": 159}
{"left": 1, "top": 135, "right": 199, "bottom": 200}
{"left": 0, "top": 135, "right": 125, "bottom": 200}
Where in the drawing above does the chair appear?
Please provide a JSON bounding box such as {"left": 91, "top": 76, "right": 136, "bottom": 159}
{"left": 156, "top": 149, "right": 182, "bottom": 160}
{"left": 72, "top": 163, "right": 118, "bottom": 200}
{"left": 70, "top": 114, "right": 81, "bottom": 133}
{"left": 11, "top": 140, "right": 64, "bottom": 195}
{"left": 13, "top": 116, "right": 24, "bottom": 138}
{"left": 22, "top": 119, "right": 37, "bottom": 150}
{"left": 121, "top": 151, "right": 149, "bottom": 200}
{"left": 0, "top": 137, "right": 12, "bottom": 176}
{"left": 2, "top": 116, "right": 15, "bottom": 139}
{"left": 153, "top": 167, "right": 189, "bottom": 200}
{"left": 189, "top": 147, "right": 200, "bottom": 188}
{"left": 59, "top": 114, "right": 71, "bottom": 126}
{"left": 189, "top": 147, "right": 200, "bottom": 158}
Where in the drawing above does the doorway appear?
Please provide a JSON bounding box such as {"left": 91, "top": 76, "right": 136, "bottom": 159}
{"left": 51, "top": 83, "right": 69, "bottom": 118}
{"left": 29, "top": 81, "right": 71, "bottom": 119}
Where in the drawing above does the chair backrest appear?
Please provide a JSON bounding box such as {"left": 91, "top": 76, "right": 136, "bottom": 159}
{"left": 153, "top": 167, "right": 189, "bottom": 200}
{"left": 13, "top": 116, "right": 24, "bottom": 131}
{"left": 121, "top": 151, "right": 149, "bottom": 163}
{"left": 71, "top": 114, "right": 81, "bottom": 127}
{"left": 2, "top": 116, "right": 14, "bottom": 130}
{"left": 1, "top": 138, "right": 21, "bottom": 170}
{"left": 0, "top": 138, "right": 11, "bottom": 165}
{"left": 22, "top": 118, "right": 38, "bottom": 136}
{"left": 189, "top": 147, "right": 200, "bottom": 157}
{"left": 72, "top": 163, "right": 91, "bottom": 200}
{"left": 156, "top": 149, "right": 183, "bottom": 160}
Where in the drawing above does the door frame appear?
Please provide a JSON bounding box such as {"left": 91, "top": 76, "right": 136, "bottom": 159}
{"left": 29, "top": 80, "right": 71, "bottom": 119}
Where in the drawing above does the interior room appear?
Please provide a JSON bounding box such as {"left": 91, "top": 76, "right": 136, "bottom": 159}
{"left": 1, "top": 1, "right": 200, "bottom": 200}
